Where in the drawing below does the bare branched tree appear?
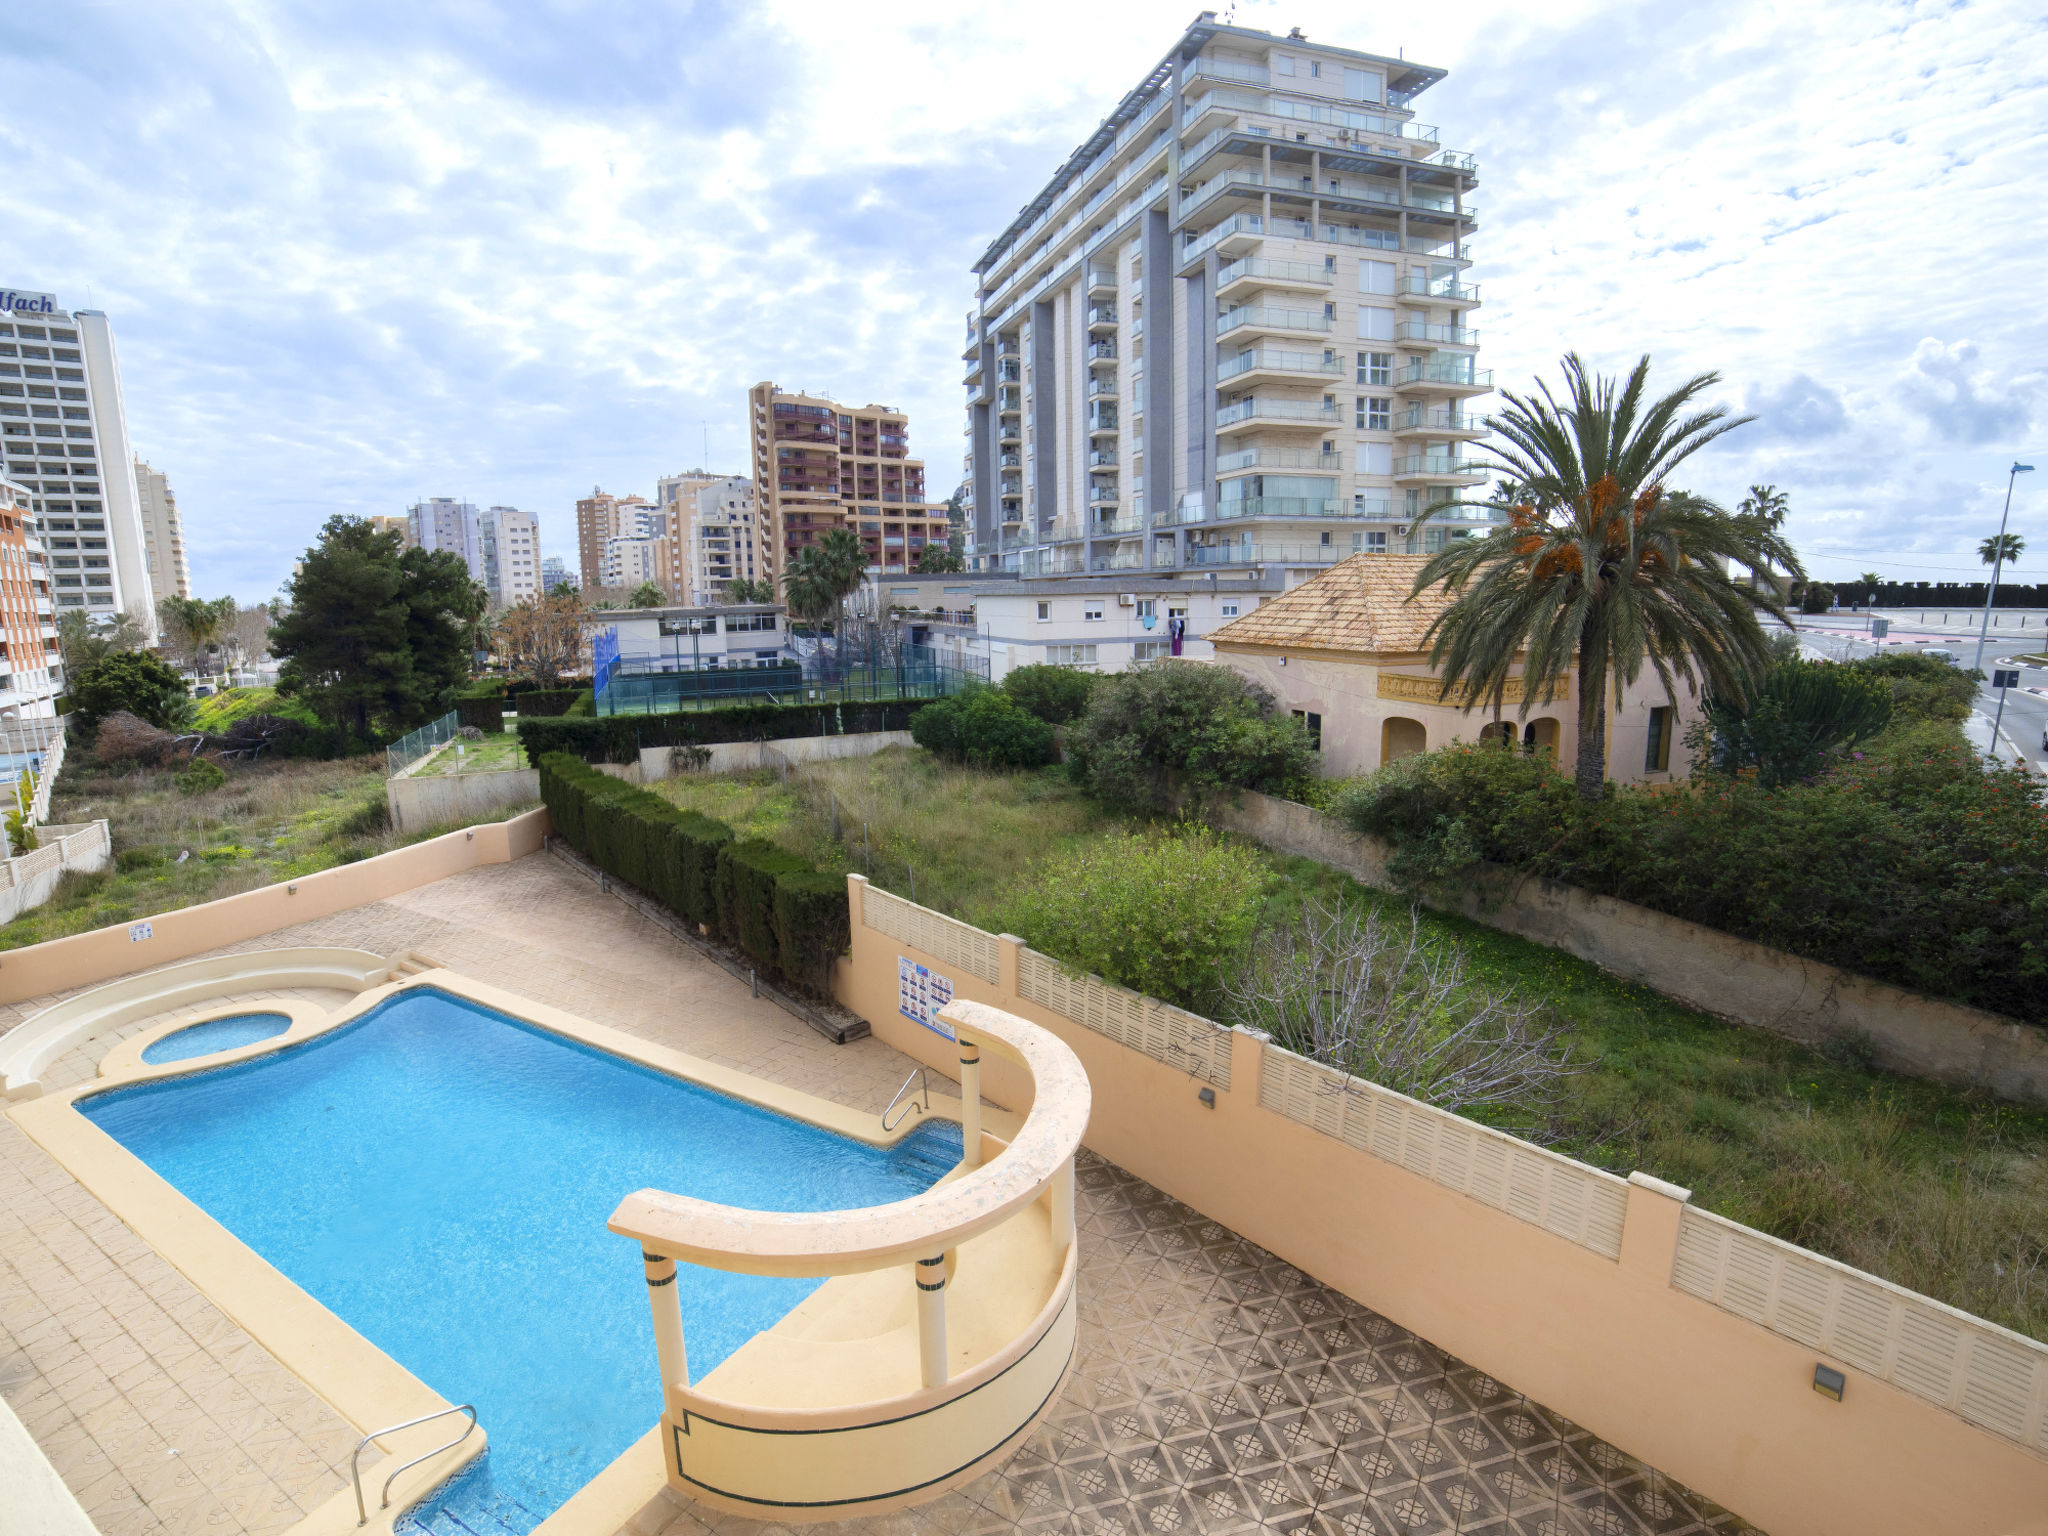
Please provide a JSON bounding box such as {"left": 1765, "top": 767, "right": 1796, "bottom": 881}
{"left": 1222, "top": 898, "right": 1582, "bottom": 1120}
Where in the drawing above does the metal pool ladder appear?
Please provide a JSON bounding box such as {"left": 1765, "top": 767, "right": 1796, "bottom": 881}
{"left": 881, "top": 1065, "right": 932, "bottom": 1132}
{"left": 352, "top": 1404, "right": 479, "bottom": 1525}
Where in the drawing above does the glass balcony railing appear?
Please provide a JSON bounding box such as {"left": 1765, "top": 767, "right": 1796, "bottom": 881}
{"left": 1394, "top": 454, "right": 1487, "bottom": 478}
{"left": 1216, "top": 398, "right": 1342, "bottom": 428}
{"left": 1399, "top": 273, "right": 1480, "bottom": 302}
{"left": 1217, "top": 305, "right": 1332, "bottom": 337}
{"left": 1218, "top": 256, "right": 1335, "bottom": 290}
{"left": 1216, "top": 446, "right": 1345, "bottom": 473}
{"left": 1217, "top": 349, "right": 1343, "bottom": 383}
{"left": 1184, "top": 543, "right": 1347, "bottom": 567}
{"left": 1214, "top": 498, "right": 1342, "bottom": 521}
{"left": 1392, "top": 361, "right": 1493, "bottom": 391}
{"left": 1394, "top": 407, "right": 1484, "bottom": 433}
{"left": 1397, "top": 321, "right": 1480, "bottom": 348}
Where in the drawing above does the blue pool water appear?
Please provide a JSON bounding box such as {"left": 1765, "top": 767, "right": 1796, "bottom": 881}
{"left": 140, "top": 1013, "right": 292, "bottom": 1065}
{"left": 81, "top": 988, "right": 959, "bottom": 1536}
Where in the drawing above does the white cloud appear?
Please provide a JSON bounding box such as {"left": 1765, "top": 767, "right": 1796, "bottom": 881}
{"left": 1, "top": 0, "right": 2042, "bottom": 597}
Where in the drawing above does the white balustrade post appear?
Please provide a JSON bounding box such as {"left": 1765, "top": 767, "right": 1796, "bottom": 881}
{"left": 916, "top": 1253, "right": 949, "bottom": 1388}
{"left": 1050, "top": 1154, "right": 1076, "bottom": 1249}
{"left": 641, "top": 1250, "right": 691, "bottom": 1417}
{"left": 958, "top": 1035, "right": 983, "bottom": 1168}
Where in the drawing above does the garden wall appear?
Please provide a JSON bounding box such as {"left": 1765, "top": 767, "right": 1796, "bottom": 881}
{"left": 0, "top": 809, "right": 547, "bottom": 1007}
{"left": 1213, "top": 790, "right": 2048, "bottom": 1107}
{"left": 636, "top": 728, "right": 915, "bottom": 781}
{"left": 834, "top": 876, "right": 2048, "bottom": 1536}
{"left": 386, "top": 766, "right": 542, "bottom": 832}
{"left": 0, "top": 822, "right": 111, "bottom": 927}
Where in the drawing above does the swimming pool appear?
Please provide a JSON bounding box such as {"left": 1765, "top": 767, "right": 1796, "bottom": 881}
{"left": 81, "top": 987, "right": 959, "bottom": 1536}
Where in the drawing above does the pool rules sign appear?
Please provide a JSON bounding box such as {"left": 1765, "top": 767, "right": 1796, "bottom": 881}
{"left": 898, "top": 957, "right": 955, "bottom": 1039}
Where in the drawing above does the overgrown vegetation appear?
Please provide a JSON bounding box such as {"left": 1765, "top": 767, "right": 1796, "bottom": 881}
{"left": 909, "top": 686, "right": 1055, "bottom": 770}
{"left": 657, "top": 749, "right": 2048, "bottom": 1342}
{"left": 1067, "top": 660, "right": 1316, "bottom": 810}
{"left": 0, "top": 753, "right": 493, "bottom": 949}
{"left": 1336, "top": 651, "right": 2044, "bottom": 1020}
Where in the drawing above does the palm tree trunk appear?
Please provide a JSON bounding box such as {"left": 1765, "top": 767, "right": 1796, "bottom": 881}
{"left": 1574, "top": 634, "right": 1606, "bottom": 802}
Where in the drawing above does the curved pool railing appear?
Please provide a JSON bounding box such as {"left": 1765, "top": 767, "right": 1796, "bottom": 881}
{"left": 607, "top": 997, "right": 1090, "bottom": 1521}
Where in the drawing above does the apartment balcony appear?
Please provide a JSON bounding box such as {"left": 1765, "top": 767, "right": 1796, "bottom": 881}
{"left": 1400, "top": 273, "right": 1481, "bottom": 306}
{"left": 1397, "top": 321, "right": 1480, "bottom": 349}
{"left": 996, "top": 361, "right": 1021, "bottom": 383}
{"left": 1088, "top": 481, "right": 1120, "bottom": 507}
{"left": 1088, "top": 448, "right": 1118, "bottom": 468}
{"left": 1092, "top": 513, "right": 1144, "bottom": 536}
{"left": 964, "top": 355, "right": 983, "bottom": 382}
{"left": 1087, "top": 405, "right": 1120, "bottom": 436}
{"left": 1087, "top": 269, "right": 1117, "bottom": 301}
{"left": 996, "top": 387, "right": 1022, "bottom": 413}
{"left": 1393, "top": 453, "right": 1488, "bottom": 482}
{"left": 1217, "top": 305, "right": 1332, "bottom": 341}
{"left": 1181, "top": 213, "right": 1269, "bottom": 264}
{"left": 1184, "top": 543, "right": 1343, "bottom": 569}
{"left": 1393, "top": 407, "right": 1486, "bottom": 438}
{"left": 1214, "top": 498, "right": 1343, "bottom": 523}
{"left": 998, "top": 423, "right": 1022, "bottom": 447}
{"left": 1090, "top": 550, "right": 1146, "bottom": 572}
{"left": 1216, "top": 348, "right": 1343, "bottom": 387}
{"left": 1087, "top": 340, "right": 1118, "bottom": 367}
{"left": 1216, "top": 446, "right": 1345, "bottom": 476}
{"left": 1086, "top": 304, "right": 1118, "bottom": 332}
{"left": 996, "top": 341, "right": 1020, "bottom": 362}
{"left": 1086, "top": 378, "right": 1119, "bottom": 403}
{"left": 1216, "top": 257, "right": 1335, "bottom": 302}
{"left": 1000, "top": 478, "right": 1023, "bottom": 498}
{"left": 966, "top": 383, "right": 989, "bottom": 406}
{"left": 1215, "top": 398, "right": 1342, "bottom": 435}
{"left": 998, "top": 451, "right": 1022, "bottom": 468}
{"left": 1392, "top": 361, "right": 1494, "bottom": 396}
{"left": 1130, "top": 316, "right": 1143, "bottom": 341}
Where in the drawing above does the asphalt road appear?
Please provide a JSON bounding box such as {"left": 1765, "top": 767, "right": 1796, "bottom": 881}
{"left": 1794, "top": 609, "right": 2048, "bottom": 772}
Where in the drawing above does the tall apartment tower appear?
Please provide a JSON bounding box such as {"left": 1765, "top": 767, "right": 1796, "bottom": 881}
{"left": 133, "top": 458, "right": 191, "bottom": 605}
{"left": 0, "top": 475, "right": 62, "bottom": 717}
{"left": 0, "top": 291, "right": 158, "bottom": 639}
{"left": 682, "top": 476, "right": 761, "bottom": 602}
{"left": 479, "top": 506, "right": 541, "bottom": 607}
{"left": 962, "top": 19, "right": 1487, "bottom": 580}
{"left": 407, "top": 497, "right": 480, "bottom": 570}
{"left": 575, "top": 487, "right": 658, "bottom": 592}
{"left": 747, "top": 384, "right": 951, "bottom": 576}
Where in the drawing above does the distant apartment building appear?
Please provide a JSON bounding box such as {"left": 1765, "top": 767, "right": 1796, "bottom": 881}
{"left": 368, "top": 514, "right": 414, "bottom": 550}
{"left": 0, "top": 475, "right": 61, "bottom": 717}
{"left": 682, "top": 477, "right": 763, "bottom": 602}
{"left": 0, "top": 290, "right": 157, "bottom": 639}
{"left": 541, "top": 555, "right": 575, "bottom": 592}
{"left": 479, "top": 506, "right": 541, "bottom": 607}
{"left": 575, "top": 488, "right": 659, "bottom": 592}
{"left": 961, "top": 19, "right": 1487, "bottom": 581}
{"left": 133, "top": 459, "right": 191, "bottom": 606}
{"left": 407, "top": 497, "right": 479, "bottom": 569}
{"left": 746, "top": 384, "right": 951, "bottom": 576}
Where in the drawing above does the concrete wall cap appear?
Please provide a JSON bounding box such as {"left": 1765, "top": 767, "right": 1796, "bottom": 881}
{"left": 1627, "top": 1170, "right": 1693, "bottom": 1202}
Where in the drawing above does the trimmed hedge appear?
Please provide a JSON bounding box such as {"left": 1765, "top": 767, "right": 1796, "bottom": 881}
{"left": 536, "top": 753, "right": 841, "bottom": 995}
{"left": 518, "top": 698, "right": 936, "bottom": 765}
{"left": 455, "top": 696, "right": 506, "bottom": 734}
{"left": 518, "top": 689, "right": 583, "bottom": 718}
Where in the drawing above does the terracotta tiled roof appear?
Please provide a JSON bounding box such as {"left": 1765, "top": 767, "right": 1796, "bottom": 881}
{"left": 1208, "top": 554, "right": 1456, "bottom": 655}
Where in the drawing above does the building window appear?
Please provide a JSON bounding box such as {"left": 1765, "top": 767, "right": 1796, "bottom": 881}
{"left": 1084, "top": 603, "right": 1104, "bottom": 621}
{"left": 1355, "top": 396, "right": 1390, "bottom": 431}
{"left": 1135, "top": 599, "right": 1156, "bottom": 618}
{"left": 1133, "top": 640, "right": 1169, "bottom": 662}
{"left": 1357, "top": 530, "right": 1389, "bottom": 553}
{"left": 1356, "top": 352, "right": 1392, "bottom": 386}
{"left": 1292, "top": 710, "right": 1323, "bottom": 750}
{"left": 1646, "top": 706, "right": 1674, "bottom": 772}
{"left": 1221, "top": 602, "right": 1240, "bottom": 617}
{"left": 1036, "top": 601, "right": 1050, "bottom": 620}
{"left": 1046, "top": 644, "right": 1097, "bottom": 666}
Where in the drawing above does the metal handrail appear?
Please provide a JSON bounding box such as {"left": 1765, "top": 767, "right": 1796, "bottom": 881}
{"left": 352, "top": 1404, "right": 478, "bottom": 1525}
{"left": 881, "top": 1066, "right": 931, "bottom": 1133}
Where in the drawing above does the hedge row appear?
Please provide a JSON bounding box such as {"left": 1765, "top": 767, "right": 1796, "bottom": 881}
{"left": 518, "top": 698, "right": 935, "bottom": 765}
{"left": 455, "top": 696, "right": 506, "bottom": 734}
{"left": 536, "top": 753, "right": 848, "bottom": 995}
{"left": 517, "top": 689, "right": 584, "bottom": 718}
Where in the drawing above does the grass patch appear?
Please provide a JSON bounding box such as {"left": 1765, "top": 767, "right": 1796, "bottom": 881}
{"left": 410, "top": 735, "right": 526, "bottom": 777}
{"left": 0, "top": 754, "right": 534, "bottom": 949}
{"left": 661, "top": 748, "right": 2048, "bottom": 1342}
{"left": 189, "top": 686, "right": 321, "bottom": 732}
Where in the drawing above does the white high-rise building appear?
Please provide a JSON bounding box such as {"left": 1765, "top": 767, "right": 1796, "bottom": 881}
{"left": 479, "top": 506, "right": 540, "bottom": 607}
{"left": 0, "top": 290, "right": 158, "bottom": 639}
{"left": 541, "top": 555, "right": 575, "bottom": 592}
{"left": 407, "top": 497, "right": 480, "bottom": 570}
{"left": 684, "top": 477, "right": 760, "bottom": 602}
{"left": 962, "top": 19, "right": 1488, "bottom": 580}
{"left": 134, "top": 458, "right": 191, "bottom": 606}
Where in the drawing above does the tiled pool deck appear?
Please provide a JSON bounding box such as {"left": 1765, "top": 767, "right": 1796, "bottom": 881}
{"left": 0, "top": 854, "right": 1761, "bottom": 1536}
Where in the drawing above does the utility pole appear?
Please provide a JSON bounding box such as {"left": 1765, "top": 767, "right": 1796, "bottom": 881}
{"left": 1972, "top": 462, "right": 2037, "bottom": 676}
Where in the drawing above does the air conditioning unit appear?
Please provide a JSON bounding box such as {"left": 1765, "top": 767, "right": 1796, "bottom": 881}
{"left": 1118, "top": 593, "right": 1136, "bottom": 606}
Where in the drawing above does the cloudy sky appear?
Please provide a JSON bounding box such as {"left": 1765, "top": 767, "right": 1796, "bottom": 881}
{"left": 6, "top": 0, "right": 2043, "bottom": 600}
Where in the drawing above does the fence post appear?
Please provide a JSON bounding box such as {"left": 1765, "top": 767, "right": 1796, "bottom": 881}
{"left": 1620, "top": 1171, "right": 1691, "bottom": 1283}
{"left": 997, "top": 933, "right": 1024, "bottom": 1011}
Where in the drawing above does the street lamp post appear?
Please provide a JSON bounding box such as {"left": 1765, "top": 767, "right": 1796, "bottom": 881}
{"left": 1972, "top": 461, "right": 2037, "bottom": 677}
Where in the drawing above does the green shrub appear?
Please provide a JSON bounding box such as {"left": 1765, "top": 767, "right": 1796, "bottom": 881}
{"left": 1003, "top": 823, "right": 1272, "bottom": 1013}
{"left": 1851, "top": 651, "right": 1977, "bottom": 724}
{"left": 536, "top": 752, "right": 841, "bottom": 984}
{"left": 174, "top": 759, "right": 229, "bottom": 797}
{"left": 910, "top": 687, "right": 1055, "bottom": 769}
{"left": 1800, "top": 582, "right": 1837, "bottom": 614}
{"left": 1700, "top": 657, "right": 1892, "bottom": 787}
{"left": 454, "top": 696, "right": 506, "bottom": 734}
{"left": 1068, "top": 660, "right": 1316, "bottom": 810}
{"left": 1001, "top": 664, "right": 1100, "bottom": 724}
{"left": 517, "top": 689, "right": 584, "bottom": 718}
{"left": 566, "top": 689, "right": 596, "bottom": 717}
{"left": 69, "top": 650, "right": 194, "bottom": 732}
{"left": 1334, "top": 726, "right": 2048, "bottom": 1021}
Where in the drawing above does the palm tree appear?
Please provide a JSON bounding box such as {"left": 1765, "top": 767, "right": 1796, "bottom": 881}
{"left": 780, "top": 547, "right": 843, "bottom": 625}
{"left": 1734, "top": 484, "right": 1793, "bottom": 592}
{"left": 1859, "top": 571, "right": 1883, "bottom": 587}
{"left": 1980, "top": 533, "right": 2024, "bottom": 567}
{"left": 1412, "top": 353, "right": 1799, "bottom": 802}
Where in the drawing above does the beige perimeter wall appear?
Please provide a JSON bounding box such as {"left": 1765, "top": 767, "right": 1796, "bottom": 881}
{"left": 834, "top": 876, "right": 2048, "bottom": 1536}
{"left": 0, "top": 810, "right": 548, "bottom": 1006}
{"left": 1212, "top": 790, "right": 2048, "bottom": 1107}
